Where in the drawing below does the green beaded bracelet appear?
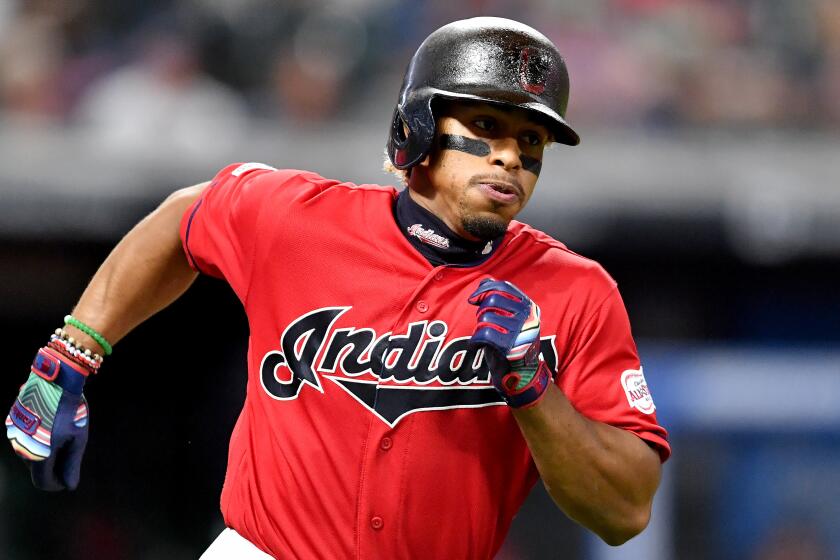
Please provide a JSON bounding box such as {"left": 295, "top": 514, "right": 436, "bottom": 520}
{"left": 64, "top": 315, "right": 113, "bottom": 356}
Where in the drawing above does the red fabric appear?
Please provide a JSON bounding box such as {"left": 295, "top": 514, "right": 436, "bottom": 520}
{"left": 180, "top": 163, "right": 671, "bottom": 559}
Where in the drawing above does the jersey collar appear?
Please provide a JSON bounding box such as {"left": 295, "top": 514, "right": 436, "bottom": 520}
{"left": 393, "top": 189, "right": 504, "bottom": 267}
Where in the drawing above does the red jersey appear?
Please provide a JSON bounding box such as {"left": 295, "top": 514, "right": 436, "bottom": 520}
{"left": 180, "top": 162, "right": 670, "bottom": 559}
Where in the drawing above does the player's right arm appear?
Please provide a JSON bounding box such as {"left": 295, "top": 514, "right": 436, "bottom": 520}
{"left": 6, "top": 181, "right": 210, "bottom": 491}
{"left": 65, "top": 181, "right": 210, "bottom": 352}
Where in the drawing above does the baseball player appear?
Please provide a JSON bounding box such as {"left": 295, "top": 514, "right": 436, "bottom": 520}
{"left": 6, "top": 17, "right": 669, "bottom": 559}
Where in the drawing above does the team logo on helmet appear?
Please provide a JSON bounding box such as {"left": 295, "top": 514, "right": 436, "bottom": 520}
{"left": 519, "top": 47, "right": 549, "bottom": 95}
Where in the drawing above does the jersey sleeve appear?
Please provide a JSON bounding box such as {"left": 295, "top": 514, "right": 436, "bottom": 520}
{"left": 179, "top": 162, "right": 305, "bottom": 300}
{"left": 556, "top": 284, "right": 671, "bottom": 462}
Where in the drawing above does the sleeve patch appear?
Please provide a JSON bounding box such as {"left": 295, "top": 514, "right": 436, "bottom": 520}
{"left": 621, "top": 367, "right": 656, "bottom": 414}
{"left": 231, "top": 162, "right": 277, "bottom": 177}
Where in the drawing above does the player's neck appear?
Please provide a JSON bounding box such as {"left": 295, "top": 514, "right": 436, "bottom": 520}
{"left": 405, "top": 184, "right": 476, "bottom": 241}
{"left": 394, "top": 189, "right": 501, "bottom": 267}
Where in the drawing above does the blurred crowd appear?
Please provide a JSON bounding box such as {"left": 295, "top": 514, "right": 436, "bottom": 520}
{"left": 0, "top": 0, "right": 838, "bottom": 138}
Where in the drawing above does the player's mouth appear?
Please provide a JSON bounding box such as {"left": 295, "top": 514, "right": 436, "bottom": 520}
{"left": 473, "top": 179, "right": 523, "bottom": 205}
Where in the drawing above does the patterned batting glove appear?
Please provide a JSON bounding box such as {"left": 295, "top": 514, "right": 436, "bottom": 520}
{"left": 468, "top": 278, "right": 552, "bottom": 409}
{"left": 6, "top": 347, "right": 90, "bottom": 491}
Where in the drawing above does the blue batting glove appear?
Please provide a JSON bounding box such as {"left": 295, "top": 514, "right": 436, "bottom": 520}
{"left": 468, "top": 278, "right": 552, "bottom": 408}
{"left": 6, "top": 347, "right": 90, "bottom": 491}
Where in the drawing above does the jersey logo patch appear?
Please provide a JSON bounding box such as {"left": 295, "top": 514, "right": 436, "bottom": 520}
{"left": 407, "top": 224, "right": 450, "bottom": 249}
{"left": 231, "top": 162, "right": 277, "bottom": 177}
{"left": 621, "top": 367, "right": 655, "bottom": 414}
{"left": 259, "top": 307, "right": 558, "bottom": 426}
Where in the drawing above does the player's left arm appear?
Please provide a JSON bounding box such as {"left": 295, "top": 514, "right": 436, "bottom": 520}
{"left": 512, "top": 385, "right": 661, "bottom": 546}
{"left": 468, "top": 279, "right": 661, "bottom": 546}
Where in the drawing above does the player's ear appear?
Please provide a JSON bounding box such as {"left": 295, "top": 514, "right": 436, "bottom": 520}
{"left": 405, "top": 155, "right": 434, "bottom": 192}
{"left": 409, "top": 153, "right": 432, "bottom": 179}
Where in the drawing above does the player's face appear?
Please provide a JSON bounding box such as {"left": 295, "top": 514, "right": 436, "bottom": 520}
{"left": 409, "top": 100, "right": 550, "bottom": 241}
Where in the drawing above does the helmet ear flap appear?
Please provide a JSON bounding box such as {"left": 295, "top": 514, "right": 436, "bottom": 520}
{"left": 387, "top": 99, "right": 436, "bottom": 170}
{"left": 387, "top": 107, "right": 411, "bottom": 169}
{"left": 393, "top": 112, "right": 409, "bottom": 143}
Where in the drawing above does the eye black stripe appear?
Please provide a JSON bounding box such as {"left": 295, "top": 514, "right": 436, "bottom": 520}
{"left": 439, "top": 134, "right": 491, "bottom": 156}
{"left": 520, "top": 154, "right": 542, "bottom": 175}
{"left": 440, "top": 133, "right": 542, "bottom": 175}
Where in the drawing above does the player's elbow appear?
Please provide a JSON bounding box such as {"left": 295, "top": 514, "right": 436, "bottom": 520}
{"left": 168, "top": 181, "right": 210, "bottom": 207}
{"left": 597, "top": 507, "right": 651, "bottom": 546}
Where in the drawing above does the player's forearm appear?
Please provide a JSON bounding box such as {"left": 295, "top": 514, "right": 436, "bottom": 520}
{"left": 64, "top": 183, "right": 208, "bottom": 353}
{"left": 512, "top": 384, "right": 661, "bottom": 546}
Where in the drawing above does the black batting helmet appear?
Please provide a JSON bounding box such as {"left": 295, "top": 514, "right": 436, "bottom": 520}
{"left": 386, "top": 17, "right": 580, "bottom": 170}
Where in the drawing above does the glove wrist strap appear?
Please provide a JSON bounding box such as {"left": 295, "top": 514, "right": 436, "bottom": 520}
{"left": 501, "top": 360, "right": 551, "bottom": 409}
{"left": 32, "top": 348, "right": 89, "bottom": 395}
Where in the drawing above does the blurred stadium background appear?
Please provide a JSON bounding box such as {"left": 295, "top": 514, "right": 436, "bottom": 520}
{"left": 1, "top": 0, "right": 838, "bottom": 558}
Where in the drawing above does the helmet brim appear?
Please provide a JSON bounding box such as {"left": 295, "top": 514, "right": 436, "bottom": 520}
{"left": 431, "top": 91, "right": 580, "bottom": 146}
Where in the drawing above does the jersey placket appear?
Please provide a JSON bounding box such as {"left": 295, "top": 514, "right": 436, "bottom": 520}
{"left": 355, "top": 266, "right": 447, "bottom": 558}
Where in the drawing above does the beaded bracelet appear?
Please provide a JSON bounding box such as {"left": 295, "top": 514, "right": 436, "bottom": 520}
{"left": 53, "top": 328, "right": 103, "bottom": 362}
{"left": 47, "top": 331, "right": 103, "bottom": 369}
{"left": 48, "top": 338, "right": 101, "bottom": 373}
{"left": 51, "top": 329, "right": 103, "bottom": 372}
{"left": 64, "top": 315, "right": 113, "bottom": 356}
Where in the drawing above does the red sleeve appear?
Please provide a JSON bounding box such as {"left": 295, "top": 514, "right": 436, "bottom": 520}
{"left": 557, "top": 286, "right": 671, "bottom": 462}
{"left": 179, "top": 162, "right": 307, "bottom": 300}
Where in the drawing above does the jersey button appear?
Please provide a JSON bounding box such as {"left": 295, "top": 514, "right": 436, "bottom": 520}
{"left": 380, "top": 437, "right": 393, "bottom": 451}
{"left": 370, "top": 516, "right": 384, "bottom": 530}
{"left": 434, "top": 271, "right": 444, "bottom": 281}
{"left": 416, "top": 301, "right": 429, "bottom": 313}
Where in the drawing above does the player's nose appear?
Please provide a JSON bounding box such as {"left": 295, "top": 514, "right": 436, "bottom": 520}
{"left": 489, "top": 137, "right": 522, "bottom": 171}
